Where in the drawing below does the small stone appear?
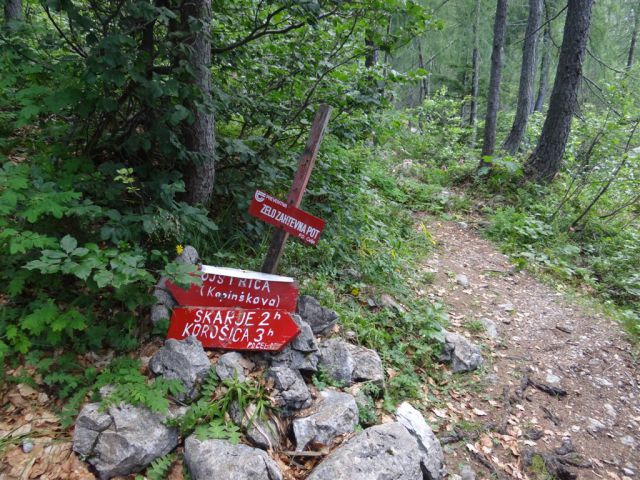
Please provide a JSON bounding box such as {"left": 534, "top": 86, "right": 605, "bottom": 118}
{"left": 290, "top": 315, "right": 318, "bottom": 353}
{"left": 265, "top": 366, "right": 312, "bottom": 414}
{"left": 184, "top": 436, "right": 282, "bottom": 480}
{"left": 587, "top": 418, "right": 606, "bottom": 434}
{"left": 546, "top": 372, "right": 561, "bottom": 384}
{"left": 297, "top": 296, "right": 339, "bottom": 335}
{"left": 149, "top": 336, "right": 211, "bottom": 400}
{"left": 152, "top": 277, "right": 176, "bottom": 308}
{"left": 455, "top": 274, "right": 469, "bottom": 287}
{"left": 622, "top": 467, "right": 636, "bottom": 477}
{"left": 499, "top": 302, "right": 515, "bottom": 312}
{"left": 594, "top": 376, "right": 614, "bottom": 388}
{"left": 175, "top": 245, "right": 199, "bottom": 265}
{"left": 293, "top": 390, "right": 358, "bottom": 451}
{"left": 379, "top": 294, "right": 407, "bottom": 312}
{"left": 440, "top": 330, "right": 484, "bottom": 373}
{"left": 347, "top": 344, "right": 385, "bottom": 388}
{"left": 479, "top": 318, "right": 498, "bottom": 338}
{"left": 621, "top": 435, "right": 637, "bottom": 447}
{"left": 229, "top": 402, "right": 281, "bottom": 451}
{"left": 150, "top": 304, "right": 171, "bottom": 325}
{"left": 457, "top": 222, "right": 469, "bottom": 230}
{"left": 216, "top": 352, "right": 251, "bottom": 382}
{"left": 605, "top": 403, "right": 617, "bottom": 420}
{"left": 460, "top": 464, "right": 476, "bottom": 480}
{"left": 21, "top": 440, "right": 33, "bottom": 454}
{"left": 318, "top": 339, "right": 354, "bottom": 386}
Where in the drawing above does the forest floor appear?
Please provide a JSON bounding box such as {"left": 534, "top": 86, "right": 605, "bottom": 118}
{"left": 423, "top": 215, "right": 640, "bottom": 479}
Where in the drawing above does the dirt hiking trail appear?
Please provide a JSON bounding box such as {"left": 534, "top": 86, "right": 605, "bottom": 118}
{"left": 422, "top": 217, "right": 640, "bottom": 479}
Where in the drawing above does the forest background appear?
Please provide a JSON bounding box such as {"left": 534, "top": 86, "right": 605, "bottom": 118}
{"left": 0, "top": 0, "right": 639, "bottom": 443}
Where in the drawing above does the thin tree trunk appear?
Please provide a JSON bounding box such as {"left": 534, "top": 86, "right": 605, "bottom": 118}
{"left": 365, "top": 30, "right": 379, "bottom": 68}
{"left": 525, "top": 0, "right": 595, "bottom": 183}
{"left": 627, "top": 5, "right": 639, "bottom": 69}
{"left": 4, "top": 0, "right": 22, "bottom": 22}
{"left": 502, "top": 0, "right": 542, "bottom": 154}
{"left": 181, "top": 0, "right": 215, "bottom": 206}
{"left": 480, "top": 0, "right": 508, "bottom": 163}
{"left": 416, "top": 38, "right": 428, "bottom": 104}
{"left": 469, "top": 0, "right": 481, "bottom": 146}
{"left": 534, "top": 18, "right": 551, "bottom": 112}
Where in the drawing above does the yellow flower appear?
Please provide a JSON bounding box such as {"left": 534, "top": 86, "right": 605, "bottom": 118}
{"left": 176, "top": 244, "right": 184, "bottom": 255}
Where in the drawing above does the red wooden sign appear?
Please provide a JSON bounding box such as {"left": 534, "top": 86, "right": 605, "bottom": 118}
{"left": 165, "top": 265, "right": 299, "bottom": 312}
{"left": 167, "top": 307, "right": 300, "bottom": 351}
{"left": 249, "top": 190, "right": 325, "bottom": 246}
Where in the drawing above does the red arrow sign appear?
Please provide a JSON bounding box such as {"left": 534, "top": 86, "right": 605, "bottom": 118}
{"left": 165, "top": 265, "right": 298, "bottom": 312}
{"left": 249, "top": 190, "right": 325, "bottom": 245}
{"left": 167, "top": 307, "right": 300, "bottom": 351}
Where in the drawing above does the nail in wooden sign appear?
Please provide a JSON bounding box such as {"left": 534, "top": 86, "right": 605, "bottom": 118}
{"left": 167, "top": 307, "right": 300, "bottom": 351}
{"left": 165, "top": 265, "right": 299, "bottom": 312}
{"left": 248, "top": 190, "right": 325, "bottom": 246}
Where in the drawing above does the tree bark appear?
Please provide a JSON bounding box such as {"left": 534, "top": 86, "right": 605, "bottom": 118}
{"left": 525, "top": 0, "right": 594, "bottom": 183}
{"left": 4, "top": 0, "right": 22, "bottom": 22}
{"left": 469, "top": 0, "right": 481, "bottom": 146}
{"left": 627, "top": 5, "right": 639, "bottom": 69}
{"left": 365, "top": 30, "right": 378, "bottom": 68}
{"left": 181, "top": 0, "right": 215, "bottom": 206}
{"left": 502, "top": 0, "right": 542, "bottom": 154}
{"left": 416, "top": 38, "right": 428, "bottom": 104}
{"left": 480, "top": 0, "right": 508, "bottom": 163}
{"left": 534, "top": 18, "right": 551, "bottom": 112}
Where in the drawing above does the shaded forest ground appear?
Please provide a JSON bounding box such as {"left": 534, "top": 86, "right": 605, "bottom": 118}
{"left": 423, "top": 216, "right": 639, "bottom": 479}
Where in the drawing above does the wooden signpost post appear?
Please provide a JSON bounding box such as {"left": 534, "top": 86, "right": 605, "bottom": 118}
{"left": 256, "top": 104, "right": 332, "bottom": 274}
{"left": 165, "top": 104, "right": 331, "bottom": 352}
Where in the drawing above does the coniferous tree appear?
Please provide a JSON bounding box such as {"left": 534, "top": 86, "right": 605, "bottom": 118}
{"left": 525, "top": 0, "right": 595, "bottom": 182}
{"left": 534, "top": 17, "right": 551, "bottom": 112}
{"left": 480, "top": 0, "right": 508, "bottom": 163}
{"left": 628, "top": 3, "right": 640, "bottom": 69}
{"left": 502, "top": 0, "right": 542, "bottom": 153}
{"left": 469, "top": 0, "right": 481, "bottom": 145}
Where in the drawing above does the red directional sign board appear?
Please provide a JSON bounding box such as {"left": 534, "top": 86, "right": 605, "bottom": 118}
{"left": 248, "top": 190, "right": 325, "bottom": 245}
{"left": 167, "top": 307, "right": 300, "bottom": 351}
{"left": 165, "top": 265, "right": 299, "bottom": 312}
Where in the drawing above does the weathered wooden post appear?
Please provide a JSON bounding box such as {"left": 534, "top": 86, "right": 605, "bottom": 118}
{"left": 260, "top": 104, "right": 332, "bottom": 273}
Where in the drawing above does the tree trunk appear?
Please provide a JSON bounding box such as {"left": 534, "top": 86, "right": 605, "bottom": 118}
{"left": 469, "top": 0, "right": 481, "bottom": 146}
{"left": 416, "top": 38, "right": 428, "bottom": 104}
{"left": 534, "top": 18, "right": 551, "bottom": 112}
{"left": 502, "top": 0, "right": 542, "bottom": 154}
{"left": 4, "top": 0, "right": 22, "bottom": 22}
{"left": 181, "top": 0, "right": 215, "bottom": 206}
{"left": 627, "top": 5, "right": 639, "bottom": 69}
{"left": 365, "top": 30, "right": 379, "bottom": 68}
{"left": 524, "top": 0, "right": 594, "bottom": 183}
{"left": 480, "top": 0, "right": 508, "bottom": 163}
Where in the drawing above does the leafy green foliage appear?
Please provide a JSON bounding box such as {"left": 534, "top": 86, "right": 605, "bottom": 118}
{"left": 97, "top": 358, "right": 185, "bottom": 413}
{"left": 137, "top": 453, "right": 177, "bottom": 480}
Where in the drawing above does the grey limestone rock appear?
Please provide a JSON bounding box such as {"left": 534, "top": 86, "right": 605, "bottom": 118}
{"left": 149, "top": 336, "right": 211, "bottom": 400}
{"left": 73, "top": 403, "right": 179, "bottom": 479}
{"left": 455, "top": 274, "right": 469, "bottom": 287}
{"left": 318, "top": 339, "right": 384, "bottom": 388}
{"left": 229, "top": 402, "right": 282, "bottom": 450}
{"left": 150, "top": 304, "right": 171, "bottom": 326}
{"left": 293, "top": 390, "right": 359, "bottom": 451}
{"left": 184, "top": 436, "right": 282, "bottom": 480}
{"left": 479, "top": 318, "right": 498, "bottom": 339}
{"left": 269, "top": 316, "right": 320, "bottom": 372}
{"left": 265, "top": 366, "right": 312, "bottom": 414}
{"left": 440, "top": 330, "right": 484, "bottom": 373}
{"left": 396, "top": 402, "right": 445, "bottom": 480}
{"left": 308, "top": 422, "right": 425, "bottom": 480}
{"left": 297, "top": 295, "right": 339, "bottom": 335}
{"left": 318, "top": 338, "right": 354, "bottom": 386}
{"left": 291, "top": 314, "right": 318, "bottom": 352}
{"left": 460, "top": 464, "right": 476, "bottom": 480}
{"left": 175, "top": 245, "right": 199, "bottom": 265}
{"left": 216, "top": 351, "right": 252, "bottom": 382}
{"left": 152, "top": 276, "right": 176, "bottom": 309}
{"left": 347, "top": 344, "right": 385, "bottom": 388}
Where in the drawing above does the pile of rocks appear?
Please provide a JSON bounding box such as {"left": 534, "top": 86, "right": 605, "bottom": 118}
{"left": 73, "top": 248, "right": 484, "bottom": 479}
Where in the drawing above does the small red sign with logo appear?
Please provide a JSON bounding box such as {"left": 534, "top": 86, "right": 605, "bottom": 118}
{"left": 248, "top": 190, "right": 325, "bottom": 245}
{"left": 167, "top": 307, "right": 300, "bottom": 351}
{"left": 166, "top": 266, "right": 298, "bottom": 312}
